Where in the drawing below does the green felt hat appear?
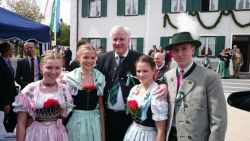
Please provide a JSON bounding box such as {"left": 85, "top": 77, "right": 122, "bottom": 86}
{"left": 165, "top": 32, "right": 201, "bottom": 50}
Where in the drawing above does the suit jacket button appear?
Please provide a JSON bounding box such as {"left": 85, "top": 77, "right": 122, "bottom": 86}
{"left": 188, "top": 136, "right": 192, "bottom": 139}
{"left": 184, "top": 104, "right": 188, "bottom": 107}
{"left": 186, "top": 120, "right": 190, "bottom": 124}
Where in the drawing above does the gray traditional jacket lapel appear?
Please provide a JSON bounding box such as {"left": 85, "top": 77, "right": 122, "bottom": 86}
{"left": 176, "top": 79, "right": 194, "bottom": 101}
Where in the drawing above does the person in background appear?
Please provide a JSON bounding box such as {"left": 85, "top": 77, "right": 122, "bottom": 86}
{"left": 97, "top": 46, "right": 105, "bottom": 55}
{"left": 13, "top": 50, "right": 74, "bottom": 141}
{"left": 153, "top": 52, "right": 169, "bottom": 83}
{"left": 201, "top": 54, "right": 211, "bottom": 69}
{"left": 63, "top": 44, "right": 106, "bottom": 141}
{"left": 164, "top": 49, "right": 172, "bottom": 69}
{"left": 0, "top": 41, "right": 17, "bottom": 133}
{"left": 69, "top": 39, "right": 89, "bottom": 71}
{"left": 96, "top": 25, "right": 167, "bottom": 141}
{"left": 232, "top": 46, "right": 243, "bottom": 78}
{"left": 15, "top": 42, "right": 41, "bottom": 90}
{"left": 164, "top": 32, "right": 227, "bottom": 141}
{"left": 64, "top": 47, "right": 72, "bottom": 71}
{"left": 123, "top": 55, "right": 168, "bottom": 141}
{"left": 217, "top": 50, "right": 230, "bottom": 79}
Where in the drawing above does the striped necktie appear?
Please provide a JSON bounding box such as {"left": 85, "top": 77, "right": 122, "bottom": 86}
{"left": 109, "top": 56, "right": 124, "bottom": 105}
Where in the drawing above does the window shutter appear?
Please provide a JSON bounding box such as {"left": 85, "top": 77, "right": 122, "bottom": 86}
{"left": 219, "top": 0, "right": 235, "bottom": 10}
{"left": 160, "top": 37, "right": 169, "bottom": 49}
{"left": 215, "top": 36, "right": 225, "bottom": 57}
{"left": 138, "top": 0, "right": 145, "bottom": 15}
{"left": 227, "top": 0, "right": 236, "bottom": 10}
{"left": 136, "top": 38, "right": 144, "bottom": 54}
{"left": 218, "top": 0, "right": 225, "bottom": 10}
{"left": 82, "top": 0, "right": 88, "bottom": 17}
{"left": 101, "top": 0, "right": 107, "bottom": 17}
{"left": 117, "top": 0, "right": 125, "bottom": 16}
{"left": 187, "top": 0, "right": 201, "bottom": 12}
{"left": 162, "top": 0, "right": 171, "bottom": 13}
{"left": 101, "top": 38, "right": 107, "bottom": 52}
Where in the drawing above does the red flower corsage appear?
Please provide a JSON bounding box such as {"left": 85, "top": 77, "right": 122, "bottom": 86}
{"left": 43, "top": 99, "right": 59, "bottom": 108}
{"left": 82, "top": 84, "right": 96, "bottom": 92}
{"left": 127, "top": 100, "right": 141, "bottom": 118}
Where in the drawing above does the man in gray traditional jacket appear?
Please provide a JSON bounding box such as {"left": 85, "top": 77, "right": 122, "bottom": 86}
{"left": 164, "top": 32, "right": 227, "bottom": 141}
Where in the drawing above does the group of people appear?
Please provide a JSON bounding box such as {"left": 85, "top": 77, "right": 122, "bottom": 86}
{"left": 52, "top": 45, "right": 73, "bottom": 71}
{"left": 216, "top": 46, "right": 243, "bottom": 79}
{"left": 148, "top": 45, "right": 172, "bottom": 72}
{"left": 0, "top": 25, "right": 228, "bottom": 141}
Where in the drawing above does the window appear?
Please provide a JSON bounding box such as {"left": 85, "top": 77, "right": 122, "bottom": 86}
{"left": 85, "top": 38, "right": 107, "bottom": 51}
{"left": 125, "top": 0, "right": 139, "bottom": 15}
{"left": 130, "top": 38, "right": 144, "bottom": 53}
{"left": 201, "top": 0, "right": 218, "bottom": 11}
{"left": 209, "top": 0, "right": 218, "bottom": 11}
{"left": 236, "top": 0, "right": 250, "bottom": 10}
{"left": 117, "top": 0, "right": 145, "bottom": 16}
{"left": 171, "top": 0, "right": 186, "bottom": 12}
{"left": 130, "top": 38, "right": 137, "bottom": 51}
{"left": 82, "top": 0, "right": 107, "bottom": 17}
{"left": 198, "top": 37, "right": 216, "bottom": 56}
{"left": 89, "top": 0, "right": 101, "bottom": 17}
{"left": 89, "top": 38, "right": 101, "bottom": 49}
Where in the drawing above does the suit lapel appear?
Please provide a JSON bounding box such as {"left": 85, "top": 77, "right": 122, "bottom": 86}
{"left": 169, "top": 75, "right": 178, "bottom": 103}
{"left": 25, "top": 58, "right": 31, "bottom": 72}
{"left": 177, "top": 79, "right": 194, "bottom": 100}
{"left": 111, "top": 52, "right": 117, "bottom": 78}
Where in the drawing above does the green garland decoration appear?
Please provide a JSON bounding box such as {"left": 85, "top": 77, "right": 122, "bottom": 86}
{"left": 163, "top": 10, "right": 250, "bottom": 29}
{"left": 163, "top": 12, "right": 177, "bottom": 29}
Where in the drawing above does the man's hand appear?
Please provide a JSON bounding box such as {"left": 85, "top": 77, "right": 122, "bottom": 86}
{"left": 153, "top": 84, "right": 168, "bottom": 100}
{"left": 3, "top": 105, "right": 10, "bottom": 114}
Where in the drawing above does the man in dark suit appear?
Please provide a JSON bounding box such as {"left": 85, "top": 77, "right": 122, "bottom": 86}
{"left": 96, "top": 25, "right": 141, "bottom": 141}
{"left": 64, "top": 47, "right": 72, "bottom": 71}
{"left": 96, "top": 25, "right": 167, "bottom": 141}
{"left": 0, "top": 41, "right": 17, "bottom": 132}
{"left": 154, "top": 52, "right": 169, "bottom": 83}
{"left": 15, "top": 42, "right": 41, "bottom": 90}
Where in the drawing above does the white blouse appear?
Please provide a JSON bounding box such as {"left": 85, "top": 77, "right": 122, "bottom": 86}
{"left": 127, "top": 82, "right": 168, "bottom": 121}
{"left": 14, "top": 91, "right": 65, "bottom": 112}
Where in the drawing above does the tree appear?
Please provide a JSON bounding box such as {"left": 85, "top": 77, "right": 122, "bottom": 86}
{"left": 51, "top": 19, "right": 70, "bottom": 46}
{"left": 6, "top": 0, "right": 45, "bottom": 23}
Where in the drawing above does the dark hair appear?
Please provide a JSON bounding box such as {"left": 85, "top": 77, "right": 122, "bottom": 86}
{"left": 136, "top": 55, "right": 155, "bottom": 69}
{"left": 77, "top": 39, "right": 89, "bottom": 48}
{"left": 0, "top": 41, "right": 13, "bottom": 54}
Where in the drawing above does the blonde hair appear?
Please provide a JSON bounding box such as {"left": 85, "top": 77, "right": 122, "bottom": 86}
{"left": 77, "top": 43, "right": 97, "bottom": 57}
{"left": 40, "top": 50, "right": 64, "bottom": 64}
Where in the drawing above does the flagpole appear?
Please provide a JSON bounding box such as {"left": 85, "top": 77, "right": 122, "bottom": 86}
{"left": 54, "top": 0, "right": 57, "bottom": 45}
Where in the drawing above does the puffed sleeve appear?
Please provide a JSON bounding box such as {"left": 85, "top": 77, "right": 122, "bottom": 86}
{"left": 97, "top": 75, "right": 106, "bottom": 96}
{"left": 151, "top": 89, "right": 168, "bottom": 121}
{"left": 12, "top": 83, "right": 36, "bottom": 119}
{"left": 59, "top": 83, "right": 75, "bottom": 117}
{"left": 93, "top": 69, "right": 106, "bottom": 96}
{"left": 12, "top": 94, "right": 29, "bottom": 112}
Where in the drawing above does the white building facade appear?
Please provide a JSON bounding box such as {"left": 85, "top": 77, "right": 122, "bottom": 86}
{"left": 70, "top": 0, "right": 250, "bottom": 72}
